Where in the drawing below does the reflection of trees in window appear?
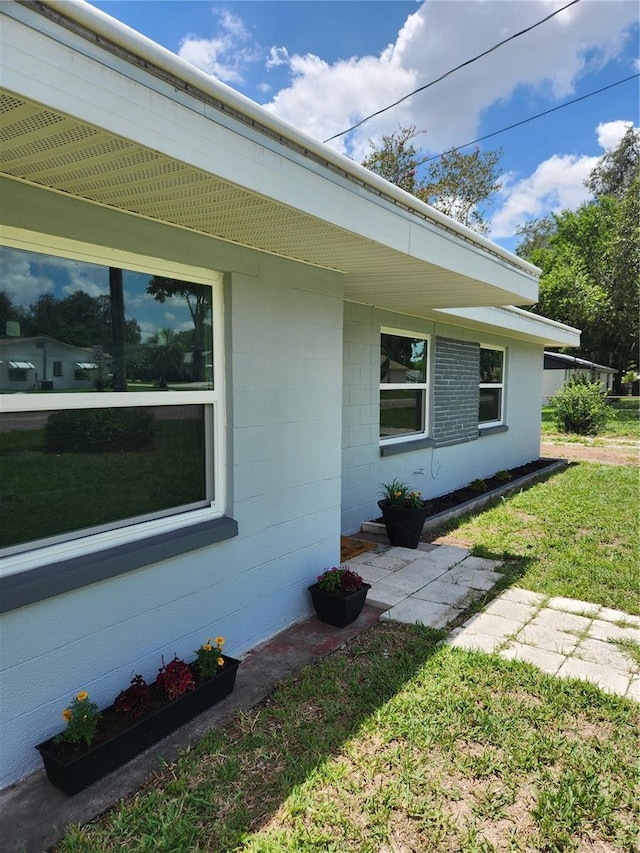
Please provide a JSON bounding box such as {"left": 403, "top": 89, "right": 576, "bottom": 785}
{"left": 381, "top": 333, "right": 426, "bottom": 383}
{"left": 480, "top": 348, "right": 503, "bottom": 383}
{"left": 146, "top": 278, "right": 212, "bottom": 383}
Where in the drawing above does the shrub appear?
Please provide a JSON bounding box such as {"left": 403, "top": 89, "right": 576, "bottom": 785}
{"left": 550, "top": 376, "right": 611, "bottom": 435}
{"left": 468, "top": 479, "right": 488, "bottom": 494}
{"left": 494, "top": 470, "right": 512, "bottom": 483}
{"left": 45, "top": 407, "right": 154, "bottom": 453}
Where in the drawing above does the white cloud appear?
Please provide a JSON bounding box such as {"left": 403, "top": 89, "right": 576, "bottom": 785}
{"left": 490, "top": 154, "right": 598, "bottom": 238}
{"left": 261, "top": 0, "right": 638, "bottom": 157}
{"left": 178, "top": 9, "right": 258, "bottom": 83}
{"left": 266, "top": 46, "right": 289, "bottom": 70}
{"left": 0, "top": 247, "right": 54, "bottom": 308}
{"left": 596, "top": 119, "right": 635, "bottom": 150}
{"left": 489, "top": 120, "right": 639, "bottom": 238}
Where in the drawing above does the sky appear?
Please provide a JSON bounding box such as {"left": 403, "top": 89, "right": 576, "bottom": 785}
{"left": 88, "top": 0, "right": 639, "bottom": 251}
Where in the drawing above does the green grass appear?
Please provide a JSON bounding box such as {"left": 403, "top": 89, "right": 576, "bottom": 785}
{"left": 542, "top": 397, "right": 640, "bottom": 441}
{"left": 56, "top": 624, "right": 640, "bottom": 853}
{"left": 429, "top": 463, "right": 639, "bottom": 614}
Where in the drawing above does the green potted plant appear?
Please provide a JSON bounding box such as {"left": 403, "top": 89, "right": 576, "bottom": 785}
{"left": 35, "top": 636, "right": 239, "bottom": 795}
{"left": 378, "top": 478, "right": 429, "bottom": 548}
{"left": 308, "top": 567, "right": 371, "bottom": 627}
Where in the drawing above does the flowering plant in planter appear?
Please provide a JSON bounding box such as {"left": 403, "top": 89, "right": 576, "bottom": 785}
{"left": 36, "top": 634, "right": 240, "bottom": 795}
{"left": 55, "top": 691, "right": 100, "bottom": 746}
{"left": 379, "top": 478, "right": 426, "bottom": 508}
{"left": 194, "top": 636, "right": 226, "bottom": 681}
{"left": 316, "top": 566, "right": 365, "bottom": 593}
{"left": 378, "top": 477, "right": 429, "bottom": 549}
{"left": 309, "top": 566, "right": 371, "bottom": 628}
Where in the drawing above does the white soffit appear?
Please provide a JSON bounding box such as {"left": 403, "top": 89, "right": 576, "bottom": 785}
{"left": 434, "top": 306, "right": 581, "bottom": 347}
{"left": 0, "top": 3, "right": 540, "bottom": 313}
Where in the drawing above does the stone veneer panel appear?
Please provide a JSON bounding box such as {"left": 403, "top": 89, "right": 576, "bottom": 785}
{"left": 432, "top": 337, "right": 479, "bottom": 447}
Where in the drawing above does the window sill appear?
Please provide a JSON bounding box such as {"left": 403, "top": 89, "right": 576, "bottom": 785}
{"left": 380, "top": 437, "right": 435, "bottom": 457}
{"left": 478, "top": 424, "right": 509, "bottom": 437}
{"left": 0, "top": 516, "right": 238, "bottom": 613}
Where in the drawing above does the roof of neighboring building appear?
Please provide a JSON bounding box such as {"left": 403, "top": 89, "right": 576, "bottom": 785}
{"left": 543, "top": 351, "right": 617, "bottom": 373}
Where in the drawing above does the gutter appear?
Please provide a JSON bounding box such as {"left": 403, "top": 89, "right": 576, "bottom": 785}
{"left": 22, "top": 0, "right": 541, "bottom": 281}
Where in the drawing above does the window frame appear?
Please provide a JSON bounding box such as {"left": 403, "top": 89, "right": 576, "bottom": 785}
{"left": 0, "top": 230, "right": 227, "bottom": 575}
{"left": 479, "top": 344, "right": 505, "bottom": 427}
{"left": 379, "top": 327, "right": 430, "bottom": 447}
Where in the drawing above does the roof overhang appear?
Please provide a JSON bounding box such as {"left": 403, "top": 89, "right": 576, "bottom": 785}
{"left": 434, "top": 306, "right": 581, "bottom": 347}
{"left": 1, "top": 1, "right": 541, "bottom": 315}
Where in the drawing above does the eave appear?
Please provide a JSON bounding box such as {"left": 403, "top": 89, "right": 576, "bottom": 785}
{"left": 1, "top": 1, "right": 541, "bottom": 314}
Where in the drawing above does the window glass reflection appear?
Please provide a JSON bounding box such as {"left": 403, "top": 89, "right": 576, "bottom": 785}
{"left": 0, "top": 247, "right": 213, "bottom": 392}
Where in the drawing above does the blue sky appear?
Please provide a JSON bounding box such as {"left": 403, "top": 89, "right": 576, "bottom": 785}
{"left": 89, "top": 1, "right": 639, "bottom": 250}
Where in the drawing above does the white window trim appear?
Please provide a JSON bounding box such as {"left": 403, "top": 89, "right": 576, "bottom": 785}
{"left": 479, "top": 343, "right": 505, "bottom": 427}
{"left": 0, "top": 232, "right": 226, "bottom": 576}
{"left": 379, "top": 326, "right": 430, "bottom": 446}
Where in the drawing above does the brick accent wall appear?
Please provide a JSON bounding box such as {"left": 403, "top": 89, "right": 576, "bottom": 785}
{"left": 432, "top": 337, "right": 480, "bottom": 447}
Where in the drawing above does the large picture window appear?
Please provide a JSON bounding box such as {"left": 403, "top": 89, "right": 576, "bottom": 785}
{"left": 380, "top": 329, "right": 429, "bottom": 442}
{"left": 479, "top": 346, "right": 505, "bottom": 425}
{"left": 0, "top": 241, "right": 224, "bottom": 559}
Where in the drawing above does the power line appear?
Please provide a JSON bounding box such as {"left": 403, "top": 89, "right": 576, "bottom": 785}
{"left": 323, "top": 0, "right": 581, "bottom": 143}
{"left": 413, "top": 73, "right": 640, "bottom": 167}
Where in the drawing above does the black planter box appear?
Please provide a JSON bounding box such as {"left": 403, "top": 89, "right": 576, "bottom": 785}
{"left": 378, "top": 500, "right": 429, "bottom": 549}
{"left": 308, "top": 583, "right": 371, "bottom": 628}
{"left": 36, "top": 655, "right": 240, "bottom": 795}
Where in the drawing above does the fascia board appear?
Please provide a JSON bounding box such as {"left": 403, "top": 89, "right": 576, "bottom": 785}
{"left": 1, "top": 7, "right": 538, "bottom": 306}
{"left": 434, "top": 307, "right": 581, "bottom": 347}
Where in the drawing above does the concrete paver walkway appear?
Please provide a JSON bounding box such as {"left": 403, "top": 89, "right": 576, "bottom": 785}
{"left": 347, "top": 544, "right": 640, "bottom": 702}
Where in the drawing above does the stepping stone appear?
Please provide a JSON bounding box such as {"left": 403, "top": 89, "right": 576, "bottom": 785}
{"left": 381, "top": 598, "right": 459, "bottom": 629}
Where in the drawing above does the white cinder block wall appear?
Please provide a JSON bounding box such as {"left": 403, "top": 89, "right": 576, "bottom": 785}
{"left": 0, "top": 196, "right": 344, "bottom": 787}
{"left": 341, "top": 301, "right": 543, "bottom": 535}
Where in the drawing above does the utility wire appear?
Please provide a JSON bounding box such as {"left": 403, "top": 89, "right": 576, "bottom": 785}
{"left": 413, "top": 73, "right": 640, "bottom": 167}
{"left": 323, "top": 0, "right": 581, "bottom": 143}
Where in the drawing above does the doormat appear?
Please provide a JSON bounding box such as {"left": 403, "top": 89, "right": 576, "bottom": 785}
{"left": 340, "top": 536, "right": 378, "bottom": 563}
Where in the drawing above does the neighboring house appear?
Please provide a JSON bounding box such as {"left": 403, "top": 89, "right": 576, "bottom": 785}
{"left": 543, "top": 351, "right": 617, "bottom": 402}
{"left": 0, "top": 336, "right": 101, "bottom": 391}
{"left": 0, "top": 1, "right": 580, "bottom": 790}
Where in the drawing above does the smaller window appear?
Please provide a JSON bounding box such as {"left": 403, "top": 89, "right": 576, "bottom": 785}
{"left": 479, "top": 346, "right": 505, "bottom": 425}
{"left": 53, "top": 361, "right": 62, "bottom": 377}
{"left": 380, "top": 329, "right": 429, "bottom": 442}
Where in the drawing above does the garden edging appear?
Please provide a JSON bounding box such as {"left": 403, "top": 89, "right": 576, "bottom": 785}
{"left": 361, "top": 458, "right": 568, "bottom": 537}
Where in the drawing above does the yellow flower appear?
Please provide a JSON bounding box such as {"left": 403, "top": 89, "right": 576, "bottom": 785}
{"left": 76, "top": 691, "right": 89, "bottom": 702}
{"left": 215, "top": 636, "right": 225, "bottom": 646}
{"left": 217, "top": 657, "right": 225, "bottom": 667}
{"left": 203, "top": 644, "right": 213, "bottom": 652}
{"left": 62, "top": 708, "right": 72, "bottom": 722}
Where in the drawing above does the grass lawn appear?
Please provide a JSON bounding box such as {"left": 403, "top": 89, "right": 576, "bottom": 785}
{"left": 542, "top": 397, "right": 640, "bottom": 442}
{"left": 429, "top": 463, "right": 639, "bottom": 615}
{"left": 56, "top": 461, "right": 639, "bottom": 853}
{"left": 56, "top": 624, "right": 639, "bottom": 853}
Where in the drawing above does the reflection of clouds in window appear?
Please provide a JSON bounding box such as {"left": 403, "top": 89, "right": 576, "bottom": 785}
{"left": 0, "top": 246, "right": 55, "bottom": 306}
{"left": 62, "top": 274, "right": 107, "bottom": 299}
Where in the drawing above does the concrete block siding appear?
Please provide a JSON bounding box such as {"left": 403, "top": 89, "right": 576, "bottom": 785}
{"left": 0, "top": 193, "right": 345, "bottom": 789}
{"left": 341, "top": 302, "right": 544, "bottom": 535}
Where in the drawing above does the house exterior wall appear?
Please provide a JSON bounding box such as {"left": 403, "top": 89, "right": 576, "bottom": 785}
{"left": 0, "top": 190, "right": 344, "bottom": 788}
{"left": 542, "top": 367, "right": 615, "bottom": 402}
{"left": 0, "top": 338, "right": 98, "bottom": 391}
{"left": 341, "top": 301, "right": 543, "bottom": 535}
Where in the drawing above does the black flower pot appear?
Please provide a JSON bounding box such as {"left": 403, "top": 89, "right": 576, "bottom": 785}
{"left": 378, "top": 500, "right": 429, "bottom": 549}
{"left": 308, "top": 583, "right": 371, "bottom": 628}
{"left": 36, "top": 655, "right": 240, "bottom": 795}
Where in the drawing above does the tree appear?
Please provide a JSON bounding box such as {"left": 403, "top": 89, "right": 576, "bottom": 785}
{"left": 516, "top": 131, "right": 639, "bottom": 392}
{"left": 361, "top": 125, "right": 503, "bottom": 234}
{"left": 146, "top": 277, "right": 211, "bottom": 382}
{"left": 585, "top": 125, "right": 639, "bottom": 200}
